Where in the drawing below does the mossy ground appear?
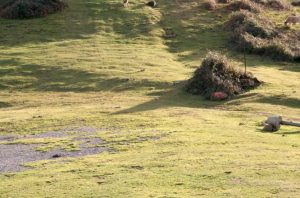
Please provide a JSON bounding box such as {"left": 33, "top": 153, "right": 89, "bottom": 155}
{"left": 0, "top": 0, "right": 299, "bottom": 197}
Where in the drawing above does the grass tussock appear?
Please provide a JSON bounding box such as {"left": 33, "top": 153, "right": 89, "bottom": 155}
{"left": 186, "top": 51, "right": 261, "bottom": 99}
{"left": 225, "top": 10, "right": 277, "bottom": 39}
{"left": 292, "top": 0, "right": 300, "bottom": 6}
{"left": 203, "top": 0, "right": 217, "bottom": 10}
{"left": 226, "top": 0, "right": 262, "bottom": 13}
{"left": 226, "top": 11, "right": 300, "bottom": 61}
{"left": 0, "top": 0, "right": 67, "bottom": 19}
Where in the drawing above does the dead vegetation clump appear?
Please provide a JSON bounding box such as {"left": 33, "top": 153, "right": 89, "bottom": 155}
{"left": 225, "top": 11, "right": 300, "bottom": 61}
{"left": 203, "top": 0, "right": 217, "bottom": 10}
{"left": 239, "top": 33, "right": 295, "bottom": 60}
{"left": 252, "top": 0, "right": 292, "bottom": 10}
{"left": 226, "top": 11, "right": 277, "bottom": 39}
{"left": 0, "top": 0, "right": 67, "bottom": 19}
{"left": 226, "top": 0, "right": 262, "bottom": 13}
{"left": 186, "top": 52, "right": 261, "bottom": 99}
{"left": 292, "top": 0, "right": 300, "bottom": 6}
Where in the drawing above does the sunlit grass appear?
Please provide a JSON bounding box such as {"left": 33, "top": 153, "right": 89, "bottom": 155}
{"left": 0, "top": 0, "right": 299, "bottom": 197}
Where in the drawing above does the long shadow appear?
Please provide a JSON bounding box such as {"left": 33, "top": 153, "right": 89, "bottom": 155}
{"left": 158, "top": 0, "right": 229, "bottom": 63}
{"left": 278, "top": 131, "right": 300, "bottom": 135}
{"left": 0, "top": 101, "right": 11, "bottom": 108}
{"left": 114, "top": 85, "right": 225, "bottom": 114}
{"left": 114, "top": 86, "right": 300, "bottom": 114}
{"left": 0, "top": 0, "right": 98, "bottom": 47}
{"left": 86, "top": 1, "right": 154, "bottom": 39}
{"left": 254, "top": 95, "right": 300, "bottom": 109}
{"left": 0, "top": 60, "right": 169, "bottom": 92}
{"left": 0, "top": 0, "right": 153, "bottom": 47}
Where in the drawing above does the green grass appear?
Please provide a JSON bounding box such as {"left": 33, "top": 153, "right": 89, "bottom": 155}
{"left": 0, "top": 0, "right": 300, "bottom": 197}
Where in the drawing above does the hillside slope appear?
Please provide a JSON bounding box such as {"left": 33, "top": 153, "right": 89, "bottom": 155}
{"left": 0, "top": 0, "right": 299, "bottom": 197}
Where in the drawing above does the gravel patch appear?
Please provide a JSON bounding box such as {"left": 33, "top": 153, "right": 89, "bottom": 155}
{"left": 0, "top": 126, "right": 107, "bottom": 173}
{"left": 0, "top": 143, "right": 107, "bottom": 172}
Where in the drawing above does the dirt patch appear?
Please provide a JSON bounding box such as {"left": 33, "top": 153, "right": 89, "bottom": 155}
{"left": 0, "top": 143, "right": 107, "bottom": 172}
{"left": 0, "top": 126, "right": 107, "bottom": 173}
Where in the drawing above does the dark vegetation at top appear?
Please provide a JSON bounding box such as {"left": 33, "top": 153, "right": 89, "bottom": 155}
{"left": 0, "top": 0, "right": 67, "bottom": 19}
{"left": 292, "top": 0, "right": 300, "bottom": 6}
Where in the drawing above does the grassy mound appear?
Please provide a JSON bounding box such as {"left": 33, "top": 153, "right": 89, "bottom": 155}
{"left": 226, "top": 0, "right": 262, "bottom": 13}
{"left": 203, "top": 0, "right": 217, "bottom": 10}
{"left": 226, "top": 11, "right": 277, "bottom": 39}
{"left": 0, "top": 0, "right": 67, "bottom": 19}
{"left": 252, "top": 0, "right": 291, "bottom": 10}
{"left": 186, "top": 52, "right": 261, "bottom": 99}
{"left": 226, "top": 11, "right": 300, "bottom": 61}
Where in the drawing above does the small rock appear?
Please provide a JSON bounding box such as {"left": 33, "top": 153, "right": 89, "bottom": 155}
{"left": 52, "top": 154, "right": 62, "bottom": 158}
{"left": 146, "top": 1, "right": 157, "bottom": 7}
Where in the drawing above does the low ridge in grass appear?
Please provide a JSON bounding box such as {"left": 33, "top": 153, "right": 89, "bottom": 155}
{"left": 186, "top": 51, "right": 261, "bottom": 99}
{"left": 0, "top": 0, "right": 67, "bottom": 19}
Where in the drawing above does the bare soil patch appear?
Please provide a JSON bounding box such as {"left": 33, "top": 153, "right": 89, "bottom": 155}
{"left": 0, "top": 126, "right": 107, "bottom": 172}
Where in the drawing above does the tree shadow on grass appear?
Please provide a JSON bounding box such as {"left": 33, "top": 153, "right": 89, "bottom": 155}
{"left": 86, "top": 1, "right": 154, "bottom": 39}
{"left": 0, "top": 101, "right": 11, "bottom": 108}
{"left": 254, "top": 95, "right": 300, "bottom": 109}
{"left": 225, "top": 91, "right": 300, "bottom": 109}
{"left": 278, "top": 131, "right": 300, "bottom": 135}
{"left": 0, "top": 0, "right": 97, "bottom": 47}
{"left": 158, "top": 0, "right": 229, "bottom": 63}
{"left": 0, "top": 61, "right": 169, "bottom": 92}
{"left": 114, "top": 85, "right": 225, "bottom": 114}
{"left": 114, "top": 86, "right": 300, "bottom": 114}
{"left": 0, "top": 0, "right": 153, "bottom": 47}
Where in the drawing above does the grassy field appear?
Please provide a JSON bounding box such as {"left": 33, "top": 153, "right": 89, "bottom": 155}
{"left": 0, "top": 0, "right": 300, "bottom": 197}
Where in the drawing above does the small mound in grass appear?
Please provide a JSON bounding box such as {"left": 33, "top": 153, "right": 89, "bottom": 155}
{"left": 226, "top": 11, "right": 300, "bottom": 61}
{"left": 0, "top": 0, "right": 67, "bottom": 19}
{"left": 203, "top": 0, "right": 217, "bottom": 10}
{"left": 225, "top": 10, "right": 277, "bottom": 39}
{"left": 226, "top": 0, "right": 262, "bottom": 13}
{"left": 186, "top": 52, "right": 261, "bottom": 100}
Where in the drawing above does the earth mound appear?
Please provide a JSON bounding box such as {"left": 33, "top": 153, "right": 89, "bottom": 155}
{"left": 225, "top": 10, "right": 300, "bottom": 61}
